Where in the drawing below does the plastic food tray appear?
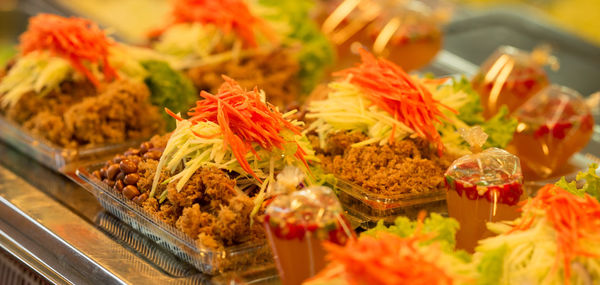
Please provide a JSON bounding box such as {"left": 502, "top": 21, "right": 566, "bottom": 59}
{"left": 0, "top": 115, "right": 141, "bottom": 172}
{"left": 331, "top": 151, "right": 594, "bottom": 229}
{"left": 331, "top": 177, "right": 447, "bottom": 228}
{"left": 75, "top": 163, "right": 273, "bottom": 275}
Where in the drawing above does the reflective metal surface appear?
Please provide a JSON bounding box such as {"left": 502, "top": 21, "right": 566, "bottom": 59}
{"left": 0, "top": 3, "right": 599, "bottom": 285}
{"left": 0, "top": 140, "right": 283, "bottom": 284}
{"left": 0, "top": 141, "right": 211, "bottom": 284}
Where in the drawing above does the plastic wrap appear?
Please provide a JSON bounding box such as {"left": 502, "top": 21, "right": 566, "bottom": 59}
{"left": 444, "top": 126, "right": 523, "bottom": 252}
{"left": 471, "top": 45, "right": 554, "bottom": 118}
{"left": 264, "top": 186, "right": 354, "bottom": 285}
{"left": 0, "top": 115, "right": 139, "bottom": 172}
{"left": 76, "top": 163, "right": 273, "bottom": 275}
{"left": 512, "top": 85, "right": 596, "bottom": 178}
{"left": 319, "top": 0, "right": 452, "bottom": 71}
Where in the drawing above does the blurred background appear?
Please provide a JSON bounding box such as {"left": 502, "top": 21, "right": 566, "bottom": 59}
{"left": 0, "top": 0, "right": 598, "bottom": 94}
{"left": 0, "top": 0, "right": 598, "bottom": 45}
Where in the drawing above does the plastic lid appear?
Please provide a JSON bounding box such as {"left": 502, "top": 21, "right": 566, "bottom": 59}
{"left": 446, "top": 148, "right": 522, "bottom": 187}
{"left": 445, "top": 127, "right": 522, "bottom": 187}
{"left": 515, "top": 85, "right": 593, "bottom": 125}
{"left": 270, "top": 165, "right": 306, "bottom": 195}
{"left": 265, "top": 186, "right": 344, "bottom": 228}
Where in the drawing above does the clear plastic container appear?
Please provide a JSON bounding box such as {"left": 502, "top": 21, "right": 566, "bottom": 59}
{"left": 0, "top": 115, "right": 141, "bottom": 172}
{"left": 75, "top": 163, "right": 273, "bottom": 275}
{"left": 331, "top": 177, "right": 447, "bottom": 227}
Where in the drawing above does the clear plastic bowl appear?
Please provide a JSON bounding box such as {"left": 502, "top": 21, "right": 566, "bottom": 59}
{"left": 75, "top": 163, "right": 273, "bottom": 275}
{"left": 331, "top": 177, "right": 447, "bottom": 228}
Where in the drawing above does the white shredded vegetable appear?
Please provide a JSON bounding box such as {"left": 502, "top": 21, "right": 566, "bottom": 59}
{"left": 0, "top": 51, "right": 71, "bottom": 108}
{"left": 150, "top": 117, "right": 315, "bottom": 199}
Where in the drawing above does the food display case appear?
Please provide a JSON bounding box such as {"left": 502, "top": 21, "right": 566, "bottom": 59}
{"left": 1, "top": 1, "right": 600, "bottom": 284}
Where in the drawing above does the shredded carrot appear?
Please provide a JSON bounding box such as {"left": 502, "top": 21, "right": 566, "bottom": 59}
{"left": 165, "top": 108, "right": 184, "bottom": 121}
{"left": 19, "top": 14, "right": 118, "bottom": 88}
{"left": 308, "top": 232, "right": 454, "bottom": 285}
{"left": 334, "top": 49, "right": 455, "bottom": 156}
{"left": 185, "top": 76, "right": 307, "bottom": 181}
{"left": 510, "top": 184, "right": 600, "bottom": 284}
{"left": 149, "top": 0, "right": 276, "bottom": 48}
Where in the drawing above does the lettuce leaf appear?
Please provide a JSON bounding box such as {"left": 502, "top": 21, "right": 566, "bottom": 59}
{"left": 362, "top": 213, "right": 471, "bottom": 263}
{"left": 453, "top": 77, "right": 484, "bottom": 125}
{"left": 422, "top": 213, "right": 460, "bottom": 250}
{"left": 476, "top": 244, "right": 507, "bottom": 285}
{"left": 141, "top": 60, "right": 197, "bottom": 130}
{"left": 433, "top": 76, "right": 517, "bottom": 154}
{"left": 556, "top": 163, "right": 600, "bottom": 200}
{"left": 480, "top": 106, "right": 518, "bottom": 149}
{"left": 362, "top": 213, "right": 459, "bottom": 248}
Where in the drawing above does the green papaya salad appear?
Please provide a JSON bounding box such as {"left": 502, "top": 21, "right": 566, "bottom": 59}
{"left": 93, "top": 76, "right": 320, "bottom": 250}
{"left": 149, "top": 0, "right": 333, "bottom": 109}
{"left": 153, "top": 76, "right": 320, "bottom": 221}
{"left": 0, "top": 13, "right": 196, "bottom": 148}
{"left": 304, "top": 49, "right": 517, "bottom": 196}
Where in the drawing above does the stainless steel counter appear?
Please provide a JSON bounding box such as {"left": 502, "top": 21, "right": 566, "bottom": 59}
{"left": 2, "top": 3, "right": 600, "bottom": 284}
{"left": 0, "top": 141, "right": 278, "bottom": 284}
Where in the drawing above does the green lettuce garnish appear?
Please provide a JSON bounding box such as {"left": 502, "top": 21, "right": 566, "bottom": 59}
{"left": 256, "top": 0, "right": 334, "bottom": 94}
{"left": 141, "top": 60, "right": 197, "bottom": 130}
{"left": 362, "top": 213, "right": 469, "bottom": 261}
{"left": 434, "top": 76, "right": 517, "bottom": 154}
{"left": 480, "top": 107, "right": 518, "bottom": 149}
{"left": 556, "top": 163, "right": 600, "bottom": 199}
{"left": 476, "top": 244, "right": 507, "bottom": 285}
{"left": 454, "top": 77, "right": 484, "bottom": 124}
{"left": 0, "top": 43, "right": 16, "bottom": 67}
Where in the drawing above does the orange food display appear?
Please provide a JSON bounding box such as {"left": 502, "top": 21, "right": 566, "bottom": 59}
{"left": 320, "top": 0, "right": 452, "bottom": 71}
{"left": 511, "top": 85, "right": 594, "bottom": 179}
{"left": 444, "top": 127, "right": 524, "bottom": 252}
{"left": 471, "top": 46, "right": 554, "bottom": 119}
{"left": 172, "top": 76, "right": 308, "bottom": 181}
{"left": 264, "top": 186, "right": 354, "bottom": 285}
{"left": 19, "top": 13, "right": 118, "bottom": 87}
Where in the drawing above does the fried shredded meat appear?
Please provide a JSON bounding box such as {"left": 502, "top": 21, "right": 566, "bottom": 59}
{"left": 313, "top": 131, "right": 454, "bottom": 195}
{"left": 2, "top": 79, "right": 164, "bottom": 148}
{"left": 186, "top": 49, "right": 300, "bottom": 109}
{"left": 104, "top": 134, "right": 265, "bottom": 250}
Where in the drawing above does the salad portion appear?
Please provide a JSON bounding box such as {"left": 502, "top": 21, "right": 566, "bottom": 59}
{"left": 0, "top": 14, "right": 196, "bottom": 148}
{"left": 474, "top": 164, "right": 600, "bottom": 285}
{"left": 305, "top": 213, "right": 476, "bottom": 285}
{"left": 93, "top": 77, "right": 317, "bottom": 251}
{"left": 305, "top": 49, "right": 517, "bottom": 197}
{"left": 150, "top": 0, "right": 333, "bottom": 109}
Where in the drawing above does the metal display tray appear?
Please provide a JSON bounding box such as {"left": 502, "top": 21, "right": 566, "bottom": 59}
{"left": 75, "top": 163, "right": 273, "bottom": 275}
